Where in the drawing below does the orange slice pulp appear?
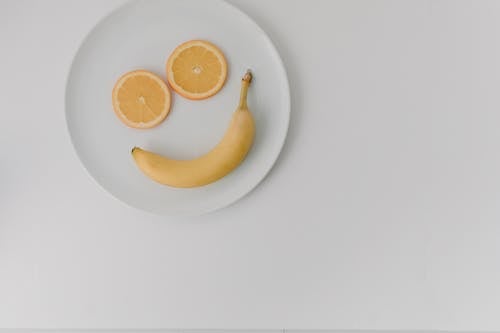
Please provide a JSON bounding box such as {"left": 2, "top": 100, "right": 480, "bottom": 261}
{"left": 166, "top": 40, "right": 227, "bottom": 100}
{"left": 112, "top": 70, "right": 171, "bottom": 129}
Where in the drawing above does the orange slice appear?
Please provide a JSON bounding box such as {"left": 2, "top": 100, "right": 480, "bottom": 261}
{"left": 166, "top": 40, "right": 227, "bottom": 100}
{"left": 112, "top": 70, "right": 171, "bottom": 129}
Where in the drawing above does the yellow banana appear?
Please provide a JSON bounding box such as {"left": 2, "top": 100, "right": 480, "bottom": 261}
{"left": 131, "top": 70, "right": 255, "bottom": 188}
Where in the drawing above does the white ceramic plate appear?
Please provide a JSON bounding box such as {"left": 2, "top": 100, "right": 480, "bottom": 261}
{"left": 65, "top": 0, "right": 290, "bottom": 216}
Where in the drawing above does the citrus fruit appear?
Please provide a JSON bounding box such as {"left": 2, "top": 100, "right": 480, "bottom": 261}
{"left": 166, "top": 40, "right": 228, "bottom": 100}
{"left": 112, "top": 70, "right": 171, "bottom": 129}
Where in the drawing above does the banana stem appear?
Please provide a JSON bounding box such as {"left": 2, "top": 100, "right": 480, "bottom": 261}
{"left": 238, "top": 70, "right": 252, "bottom": 109}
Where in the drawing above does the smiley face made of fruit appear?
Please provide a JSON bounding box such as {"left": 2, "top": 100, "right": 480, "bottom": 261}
{"left": 112, "top": 40, "right": 255, "bottom": 188}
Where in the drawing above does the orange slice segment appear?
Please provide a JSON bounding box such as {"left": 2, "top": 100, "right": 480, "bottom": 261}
{"left": 166, "top": 40, "right": 227, "bottom": 100}
{"left": 112, "top": 70, "right": 171, "bottom": 129}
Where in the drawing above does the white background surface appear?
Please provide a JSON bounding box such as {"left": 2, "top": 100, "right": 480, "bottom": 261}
{"left": 1, "top": 0, "right": 500, "bottom": 331}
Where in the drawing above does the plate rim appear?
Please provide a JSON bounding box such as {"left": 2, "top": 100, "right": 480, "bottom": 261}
{"left": 64, "top": 0, "right": 291, "bottom": 217}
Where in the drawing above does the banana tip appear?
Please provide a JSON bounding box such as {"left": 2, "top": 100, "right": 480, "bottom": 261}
{"left": 131, "top": 146, "right": 138, "bottom": 154}
{"left": 242, "top": 70, "right": 252, "bottom": 83}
